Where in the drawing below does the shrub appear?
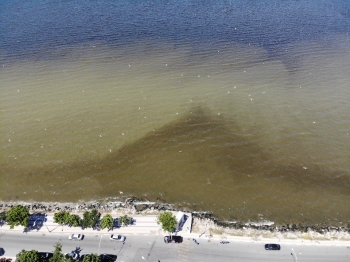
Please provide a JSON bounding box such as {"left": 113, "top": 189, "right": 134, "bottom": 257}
{"left": 53, "top": 210, "right": 69, "bottom": 225}
{"left": 118, "top": 215, "right": 132, "bottom": 227}
{"left": 82, "top": 254, "right": 100, "bottom": 262}
{"left": 66, "top": 214, "right": 81, "bottom": 227}
{"left": 100, "top": 214, "right": 113, "bottom": 230}
{"left": 16, "top": 249, "right": 39, "bottom": 262}
{"left": 6, "top": 205, "right": 30, "bottom": 229}
{"left": 81, "top": 209, "right": 100, "bottom": 229}
{"left": 157, "top": 212, "right": 177, "bottom": 232}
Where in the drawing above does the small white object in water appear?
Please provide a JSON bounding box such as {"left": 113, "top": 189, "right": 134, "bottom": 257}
{"left": 165, "top": 64, "right": 167, "bottom": 66}
{"left": 228, "top": 91, "right": 230, "bottom": 93}
{"left": 119, "top": 191, "right": 123, "bottom": 194}
{"left": 313, "top": 121, "right": 316, "bottom": 123}
{"left": 250, "top": 98, "right": 253, "bottom": 101}
{"left": 99, "top": 135, "right": 102, "bottom": 138}
{"left": 303, "top": 167, "right": 307, "bottom": 169}
{"left": 234, "top": 86, "right": 236, "bottom": 89}
{"left": 122, "top": 133, "right": 124, "bottom": 135}
{"left": 109, "top": 149, "right": 112, "bottom": 152}
{"left": 218, "top": 113, "right": 220, "bottom": 115}
{"left": 198, "top": 75, "right": 200, "bottom": 78}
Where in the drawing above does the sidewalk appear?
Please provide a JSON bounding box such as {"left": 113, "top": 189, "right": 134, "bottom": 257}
{"left": 0, "top": 211, "right": 192, "bottom": 236}
{"left": 0, "top": 215, "right": 161, "bottom": 236}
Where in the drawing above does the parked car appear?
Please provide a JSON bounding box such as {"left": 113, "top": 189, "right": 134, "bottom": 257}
{"left": 68, "top": 234, "right": 84, "bottom": 240}
{"left": 99, "top": 254, "right": 117, "bottom": 262}
{"left": 65, "top": 252, "right": 79, "bottom": 260}
{"left": 164, "top": 236, "right": 183, "bottom": 243}
{"left": 0, "top": 247, "right": 4, "bottom": 256}
{"left": 265, "top": 244, "right": 281, "bottom": 250}
{"left": 110, "top": 234, "right": 126, "bottom": 242}
{"left": 38, "top": 252, "right": 53, "bottom": 261}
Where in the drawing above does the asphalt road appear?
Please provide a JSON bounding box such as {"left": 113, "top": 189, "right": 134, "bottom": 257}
{"left": 0, "top": 231, "right": 349, "bottom": 262}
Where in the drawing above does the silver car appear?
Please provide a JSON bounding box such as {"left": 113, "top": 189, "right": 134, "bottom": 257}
{"left": 110, "top": 234, "right": 126, "bottom": 242}
{"left": 65, "top": 252, "right": 79, "bottom": 260}
{"left": 68, "top": 234, "right": 84, "bottom": 240}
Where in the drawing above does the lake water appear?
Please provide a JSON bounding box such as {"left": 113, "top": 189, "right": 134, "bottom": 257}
{"left": 1, "top": 0, "right": 349, "bottom": 225}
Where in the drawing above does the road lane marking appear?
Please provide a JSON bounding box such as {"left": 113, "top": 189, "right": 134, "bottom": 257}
{"left": 98, "top": 234, "right": 102, "bottom": 253}
{"left": 178, "top": 238, "right": 189, "bottom": 262}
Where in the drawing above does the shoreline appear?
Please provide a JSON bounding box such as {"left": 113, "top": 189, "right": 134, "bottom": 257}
{"left": 1, "top": 198, "right": 349, "bottom": 241}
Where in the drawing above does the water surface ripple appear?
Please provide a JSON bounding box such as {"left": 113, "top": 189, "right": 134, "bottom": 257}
{"left": 1, "top": 0, "right": 349, "bottom": 225}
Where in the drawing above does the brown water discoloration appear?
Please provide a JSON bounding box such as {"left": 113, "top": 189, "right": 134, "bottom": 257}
{"left": 2, "top": 106, "right": 349, "bottom": 224}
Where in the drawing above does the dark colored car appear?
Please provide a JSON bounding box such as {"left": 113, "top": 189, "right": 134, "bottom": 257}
{"left": 265, "top": 244, "right": 281, "bottom": 250}
{"left": 38, "top": 252, "right": 53, "bottom": 262}
{"left": 164, "top": 236, "right": 183, "bottom": 243}
{"left": 99, "top": 254, "right": 117, "bottom": 262}
{"left": 78, "top": 254, "right": 86, "bottom": 261}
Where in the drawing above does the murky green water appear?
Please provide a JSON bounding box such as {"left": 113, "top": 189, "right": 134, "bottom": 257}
{"left": 1, "top": 0, "right": 349, "bottom": 225}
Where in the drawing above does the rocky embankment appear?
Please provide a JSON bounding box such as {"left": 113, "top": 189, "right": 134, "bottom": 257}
{"left": 192, "top": 212, "right": 350, "bottom": 241}
{"left": 1, "top": 198, "right": 349, "bottom": 241}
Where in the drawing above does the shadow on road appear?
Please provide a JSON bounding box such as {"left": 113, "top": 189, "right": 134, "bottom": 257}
{"left": 24, "top": 213, "right": 47, "bottom": 233}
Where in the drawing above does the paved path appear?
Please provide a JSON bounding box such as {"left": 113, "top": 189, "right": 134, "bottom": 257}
{"left": 44, "top": 215, "right": 161, "bottom": 235}
{"left": 1, "top": 212, "right": 349, "bottom": 261}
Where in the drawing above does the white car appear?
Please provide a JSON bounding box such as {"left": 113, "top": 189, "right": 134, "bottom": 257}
{"left": 68, "top": 234, "right": 84, "bottom": 240}
{"left": 110, "top": 234, "right": 126, "bottom": 242}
